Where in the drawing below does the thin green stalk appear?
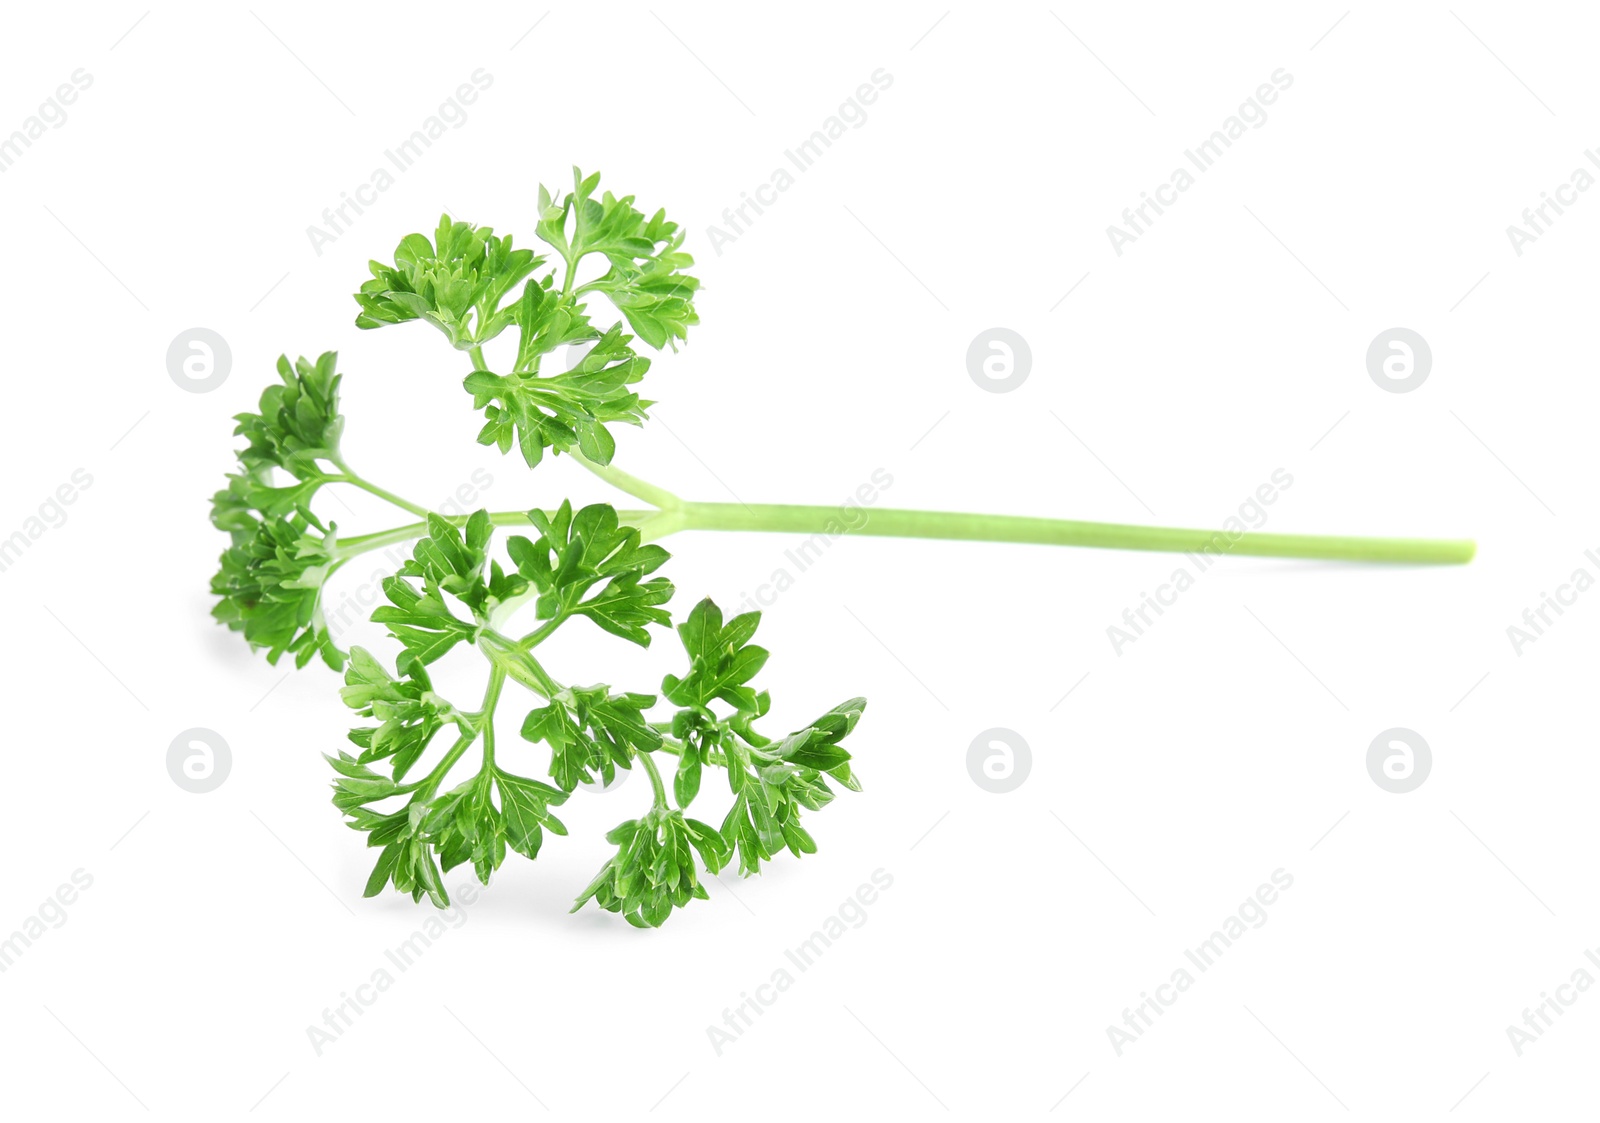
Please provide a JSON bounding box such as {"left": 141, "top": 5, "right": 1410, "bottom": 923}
{"left": 333, "top": 488, "right": 1477, "bottom": 565}
{"left": 676, "top": 501, "right": 1476, "bottom": 565}
{"left": 401, "top": 670, "right": 503, "bottom": 798}
{"left": 330, "top": 470, "right": 434, "bottom": 519}
{"left": 328, "top": 357, "right": 1472, "bottom": 566}
{"left": 637, "top": 750, "right": 668, "bottom": 809}
{"left": 408, "top": 730, "right": 477, "bottom": 798}
{"left": 454, "top": 347, "right": 678, "bottom": 511}
{"left": 470, "top": 345, "right": 488, "bottom": 370}
{"left": 518, "top": 614, "right": 568, "bottom": 649}
{"left": 652, "top": 733, "right": 730, "bottom": 770}
{"left": 336, "top": 497, "right": 1474, "bottom": 567}
{"left": 479, "top": 666, "right": 506, "bottom": 769}
{"left": 335, "top": 509, "right": 657, "bottom": 560}
{"left": 570, "top": 451, "right": 681, "bottom": 509}
{"left": 479, "top": 631, "right": 561, "bottom": 698}
{"left": 337, "top": 511, "right": 537, "bottom": 556}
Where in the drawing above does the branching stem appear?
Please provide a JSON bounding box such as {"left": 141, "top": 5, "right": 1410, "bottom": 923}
{"left": 328, "top": 465, "right": 434, "bottom": 519}
{"left": 675, "top": 501, "right": 1477, "bottom": 565}
{"left": 479, "top": 666, "right": 506, "bottom": 770}
{"left": 637, "top": 750, "right": 668, "bottom": 810}
{"left": 336, "top": 492, "right": 1475, "bottom": 567}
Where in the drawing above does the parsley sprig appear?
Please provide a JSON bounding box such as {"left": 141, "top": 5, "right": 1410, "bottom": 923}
{"left": 212, "top": 168, "right": 1473, "bottom": 927}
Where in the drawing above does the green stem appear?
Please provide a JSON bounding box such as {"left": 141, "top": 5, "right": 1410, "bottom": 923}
{"left": 337, "top": 499, "right": 1474, "bottom": 567}
{"left": 403, "top": 669, "right": 505, "bottom": 798}
{"left": 329, "top": 469, "right": 434, "bottom": 519}
{"left": 335, "top": 508, "right": 660, "bottom": 561}
{"left": 479, "top": 631, "right": 561, "bottom": 698}
{"left": 675, "top": 501, "right": 1476, "bottom": 565}
{"left": 637, "top": 750, "right": 668, "bottom": 809}
{"left": 479, "top": 666, "right": 506, "bottom": 769}
{"left": 570, "top": 451, "right": 681, "bottom": 509}
{"left": 652, "top": 733, "right": 730, "bottom": 770}
{"left": 437, "top": 323, "right": 1472, "bottom": 565}
{"left": 337, "top": 511, "right": 538, "bottom": 557}
{"left": 329, "top": 457, "right": 1474, "bottom": 568}
{"left": 470, "top": 345, "right": 487, "bottom": 370}
{"left": 518, "top": 613, "right": 568, "bottom": 649}
{"left": 410, "top": 730, "right": 477, "bottom": 799}
{"left": 335, "top": 498, "right": 1474, "bottom": 566}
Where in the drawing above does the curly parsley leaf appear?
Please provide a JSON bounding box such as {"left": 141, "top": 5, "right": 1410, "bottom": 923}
{"left": 520, "top": 683, "right": 659, "bottom": 792}
{"left": 210, "top": 515, "right": 343, "bottom": 670}
{"left": 718, "top": 699, "right": 865, "bottom": 876}
{"left": 335, "top": 647, "right": 571, "bottom": 896}
{"left": 371, "top": 577, "right": 477, "bottom": 666}
{"left": 355, "top": 217, "right": 542, "bottom": 349}
{"left": 210, "top": 471, "right": 324, "bottom": 536}
{"left": 538, "top": 167, "right": 701, "bottom": 350}
{"left": 464, "top": 324, "right": 650, "bottom": 467}
{"left": 210, "top": 351, "right": 346, "bottom": 538}
{"left": 207, "top": 353, "right": 354, "bottom": 668}
{"left": 219, "top": 173, "right": 873, "bottom": 928}
{"left": 234, "top": 352, "right": 345, "bottom": 477}
{"left": 662, "top": 597, "right": 769, "bottom": 713}
{"left": 424, "top": 772, "right": 502, "bottom": 883}
{"left": 349, "top": 171, "right": 697, "bottom": 475}
{"left": 371, "top": 511, "right": 527, "bottom": 663}
{"left": 340, "top": 646, "right": 453, "bottom": 782}
{"left": 420, "top": 766, "right": 568, "bottom": 887}
{"left": 326, "top": 751, "right": 450, "bottom": 907}
{"left": 509, "top": 276, "right": 590, "bottom": 372}
{"left": 494, "top": 768, "right": 570, "bottom": 860}
{"left": 571, "top": 807, "right": 729, "bottom": 928}
{"left": 658, "top": 599, "right": 864, "bottom": 874}
{"left": 505, "top": 501, "right": 672, "bottom": 646}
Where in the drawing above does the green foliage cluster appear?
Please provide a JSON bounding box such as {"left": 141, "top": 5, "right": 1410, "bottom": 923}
{"left": 212, "top": 171, "right": 863, "bottom": 926}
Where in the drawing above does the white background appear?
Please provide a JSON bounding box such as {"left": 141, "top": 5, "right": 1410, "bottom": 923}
{"left": 1, "top": 2, "right": 1595, "bottom": 1118}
